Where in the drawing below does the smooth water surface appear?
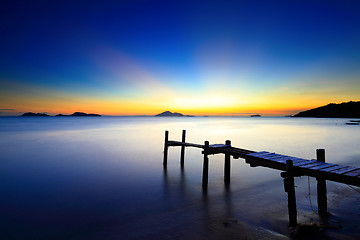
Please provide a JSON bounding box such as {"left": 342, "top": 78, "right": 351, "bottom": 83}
{"left": 0, "top": 117, "right": 359, "bottom": 239}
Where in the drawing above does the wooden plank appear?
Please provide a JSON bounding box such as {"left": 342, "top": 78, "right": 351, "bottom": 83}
{"left": 278, "top": 156, "right": 306, "bottom": 163}
{"left": 262, "top": 153, "right": 282, "bottom": 158}
{"left": 268, "top": 156, "right": 308, "bottom": 165}
{"left": 344, "top": 169, "right": 360, "bottom": 177}
{"left": 184, "top": 143, "right": 204, "bottom": 148}
{"left": 293, "top": 160, "right": 317, "bottom": 167}
{"left": 291, "top": 159, "right": 311, "bottom": 166}
{"left": 265, "top": 155, "right": 291, "bottom": 162}
{"left": 168, "top": 141, "right": 204, "bottom": 148}
{"left": 331, "top": 166, "right": 359, "bottom": 174}
{"left": 283, "top": 156, "right": 310, "bottom": 164}
{"left": 319, "top": 165, "right": 345, "bottom": 173}
{"left": 309, "top": 163, "right": 336, "bottom": 170}
{"left": 247, "top": 151, "right": 271, "bottom": 157}
{"left": 252, "top": 152, "right": 278, "bottom": 159}
{"left": 228, "top": 150, "right": 250, "bottom": 155}
{"left": 263, "top": 154, "right": 287, "bottom": 160}
{"left": 210, "top": 144, "right": 227, "bottom": 148}
{"left": 288, "top": 156, "right": 308, "bottom": 162}
{"left": 298, "top": 162, "right": 326, "bottom": 169}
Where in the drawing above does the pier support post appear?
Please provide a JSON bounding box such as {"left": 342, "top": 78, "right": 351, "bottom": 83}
{"left": 224, "top": 140, "right": 231, "bottom": 183}
{"left": 316, "top": 149, "right": 328, "bottom": 218}
{"left": 163, "top": 131, "right": 169, "bottom": 167}
{"left": 202, "top": 141, "right": 209, "bottom": 188}
{"left": 285, "top": 160, "right": 297, "bottom": 228}
{"left": 180, "top": 130, "right": 186, "bottom": 169}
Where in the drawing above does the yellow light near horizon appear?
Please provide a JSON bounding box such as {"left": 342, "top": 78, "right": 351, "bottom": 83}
{"left": 173, "top": 96, "right": 236, "bottom": 109}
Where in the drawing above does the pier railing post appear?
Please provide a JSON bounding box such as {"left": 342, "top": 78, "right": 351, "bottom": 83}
{"left": 285, "top": 160, "right": 297, "bottom": 228}
{"left": 163, "top": 131, "right": 169, "bottom": 167}
{"left": 202, "top": 141, "right": 209, "bottom": 188}
{"left": 224, "top": 140, "right": 231, "bottom": 183}
{"left": 316, "top": 149, "right": 328, "bottom": 218}
{"left": 180, "top": 130, "right": 186, "bottom": 169}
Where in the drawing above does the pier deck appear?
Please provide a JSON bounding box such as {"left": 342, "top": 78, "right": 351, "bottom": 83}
{"left": 163, "top": 130, "right": 360, "bottom": 228}
{"left": 168, "top": 140, "right": 360, "bottom": 187}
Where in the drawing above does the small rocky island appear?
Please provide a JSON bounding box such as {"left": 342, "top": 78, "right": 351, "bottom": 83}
{"left": 21, "top": 112, "right": 50, "bottom": 117}
{"left": 56, "top": 112, "right": 101, "bottom": 117}
{"left": 292, "top": 101, "right": 360, "bottom": 118}
{"left": 155, "top": 111, "right": 193, "bottom": 117}
{"left": 22, "top": 112, "right": 101, "bottom": 117}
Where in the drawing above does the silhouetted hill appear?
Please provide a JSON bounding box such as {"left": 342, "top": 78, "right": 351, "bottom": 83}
{"left": 56, "top": 112, "right": 101, "bottom": 117}
{"left": 292, "top": 101, "right": 360, "bottom": 118}
{"left": 155, "top": 111, "right": 183, "bottom": 116}
{"left": 22, "top": 112, "right": 50, "bottom": 117}
{"left": 155, "top": 111, "right": 193, "bottom": 117}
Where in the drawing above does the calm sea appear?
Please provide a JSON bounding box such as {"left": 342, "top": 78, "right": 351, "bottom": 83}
{"left": 0, "top": 117, "right": 359, "bottom": 239}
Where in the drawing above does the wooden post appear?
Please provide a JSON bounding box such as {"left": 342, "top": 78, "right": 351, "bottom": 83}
{"left": 163, "top": 131, "right": 169, "bottom": 167}
{"left": 224, "top": 140, "right": 231, "bottom": 183}
{"left": 316, "top": 149, "right": 328, "bottom": 217}
{"left": 202, "top": 141, "right": 209, "bottom": 188}
{"left": 285, "top": 160, "right": 297, "bottom": 228}
{"left": 180, "top": 130, "right": 186, "bottom": 169}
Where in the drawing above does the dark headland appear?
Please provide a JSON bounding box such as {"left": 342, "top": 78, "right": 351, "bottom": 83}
{"left": 22, "top": 112, "right": 101, "bottom": 117}
{"left": 292, "top": 101, "right": 360, "bottom": 118}
{"left": 155, "top": 111, "right": 193, "bottom": 117}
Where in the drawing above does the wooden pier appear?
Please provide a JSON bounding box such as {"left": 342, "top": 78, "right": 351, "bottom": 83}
{"left": 163, "top": 130, "right": 360, "bottom": 228}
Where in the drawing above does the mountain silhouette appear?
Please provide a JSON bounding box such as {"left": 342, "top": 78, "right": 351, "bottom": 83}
{"left": 293, "top": 101, "right": 360, "bottom": 118}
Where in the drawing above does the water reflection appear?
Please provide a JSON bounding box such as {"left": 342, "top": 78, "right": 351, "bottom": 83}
{"left": 1, "top": 117, "right": 359, "bottom": 239}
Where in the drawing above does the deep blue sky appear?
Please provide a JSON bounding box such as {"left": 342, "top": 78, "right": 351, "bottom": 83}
{"left": 1, "top": 0, "right": 359, "bottom": 115}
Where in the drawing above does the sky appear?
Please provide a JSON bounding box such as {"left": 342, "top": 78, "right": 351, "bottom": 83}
{"left": 0, "top": 0, "right": 359, "bottom": 116}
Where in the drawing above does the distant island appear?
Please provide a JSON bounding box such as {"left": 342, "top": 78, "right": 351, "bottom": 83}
{"left": 21, "top": 112, "right": 50, "bottom": 117}
{"left": 56, "top": 112, "right": 101, "bottom": 117}
{"left": 22, "top": 112, "right": 101, "bottom": 117}
{"left": 250, "top": 114, "right": 261, "bottom": 117}
{"left": 155, "top": 111, "right": 193, "bottom": 117}
{"left": 292, "top": 101, "right": 360, "bottom": 118}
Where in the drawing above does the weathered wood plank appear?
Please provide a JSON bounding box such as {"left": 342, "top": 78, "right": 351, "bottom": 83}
{"left": 293, "top": 160, "right": 317, "bottom": 167}
{"left": 288, "top": 156, "right": 308, "bottom": 162}
{"left": 309, "top": 163, "right": 336, "bottom": 170}
{"left": 332, "top": 166, "right": 359, "bottom": 174}
{"left": 253, "top": 153, "right": 278, "bottom": 159}
{"left": 319, "top": 165, "right": 345, "bottom": 173}
{"left": 288, "top": 159, "right": 309, "bottom": 166}
{"left": 265, "top": 155, "right": 291, "bottom": 162}
{"left": 168, "top": 140, "right": 204, "bottom": 148}
{"left": 270, "top": 156, "right": 309, "bottom": 165}
{"left": 263, "top": 154, "right": 288, "bottom": 160}
{"left": 210, "top": 144, "right": 227, "bottom": 148}
{"left": 261, "top": 153, "right": 282, "bottom": 158}
{"left": 247, "top": 151, "right": 271, "bottom": 157}
{"left": 298, "top": 162, "right": 326, "bottom": 169}
{"left": 344, "top": 169, "right": 360, "bottom": 177}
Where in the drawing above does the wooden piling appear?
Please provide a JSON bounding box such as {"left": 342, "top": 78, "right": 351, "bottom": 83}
{"left": 202, "top": 141, "right": 209, "bottom": 188}
{"left": 316, "top": 149, "right": 328, "bottom": 217}
{"left": 163, "top": 131, "right": 169, "bottom": 167}
{"left": 224, "top": 140, "right": 231, "bottom": 183}
{"left": 180, "top": 130, "right": 186, "bottom": 169}
{"left": 285, "top": 160, "right": 297, "bottom": 228}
